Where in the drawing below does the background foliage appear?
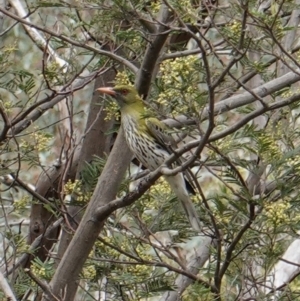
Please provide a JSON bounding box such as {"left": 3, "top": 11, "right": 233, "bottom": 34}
{"left": 1, "top": 0, "right": 300, "bottom": 300}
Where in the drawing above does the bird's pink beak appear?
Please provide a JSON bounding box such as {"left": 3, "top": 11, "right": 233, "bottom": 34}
{"left": 96, "top": 87, "right": 116, "bottom": 96}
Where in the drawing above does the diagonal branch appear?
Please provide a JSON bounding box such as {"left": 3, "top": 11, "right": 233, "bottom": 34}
{"left": 164, "top": 67, "right": 300, "bottom": 128}
{"left": 0, "top": 6, "right": 138, "bottom": 73}
{"left": 0, "top": 270, "right": 17, "bottom": 301}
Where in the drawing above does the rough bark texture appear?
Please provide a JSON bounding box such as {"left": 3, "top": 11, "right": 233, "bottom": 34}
{"left": 48, "top": 128, "right": 132, "bottom": 300}
{"left": 55, "top": 69, "right": 117, "bottom": 301}
{"left": 26, "top": 164, "right": 62, "bottom": 267}
{"left": 25, "top": 150, "right": 80, "bottom": 268}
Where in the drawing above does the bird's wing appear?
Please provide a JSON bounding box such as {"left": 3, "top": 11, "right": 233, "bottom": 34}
{"left": 145, "top": 117, "right": 197, "bottom": 195}
{"left": 145, "top": 117, "right": 177, "bottom": 151}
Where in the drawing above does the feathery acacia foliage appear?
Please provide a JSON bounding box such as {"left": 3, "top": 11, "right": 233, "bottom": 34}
{"left": 1, "top": 0, "right": 300, "bottom": 300}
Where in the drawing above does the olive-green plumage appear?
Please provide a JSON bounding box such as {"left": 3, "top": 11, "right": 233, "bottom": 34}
{"left": 97, "top": 85, "right": 201, "bottom": 232}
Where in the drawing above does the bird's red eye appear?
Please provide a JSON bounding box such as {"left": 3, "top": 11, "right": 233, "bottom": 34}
{"left": 121, "top": 89, "right": 128, "bottom": 95}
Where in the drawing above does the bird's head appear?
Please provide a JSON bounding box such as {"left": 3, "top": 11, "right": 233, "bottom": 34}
{"left": 96, "top": 85, "right": 142, "bottom": 108}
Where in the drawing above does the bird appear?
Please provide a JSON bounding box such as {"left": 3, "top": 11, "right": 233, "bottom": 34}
{"left": 97, "top": 85, "right": 202, "bottom": 232}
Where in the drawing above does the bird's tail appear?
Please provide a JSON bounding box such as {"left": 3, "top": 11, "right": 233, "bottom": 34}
{"left": 165, "top": 173, "right": 202, "bottom": 232}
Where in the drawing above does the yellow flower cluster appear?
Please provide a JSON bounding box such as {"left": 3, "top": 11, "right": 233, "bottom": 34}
{"left": 172, "top": 0, "right": 198, "bottom": 24}
{"left": 136, "top": 244, "right": 152, "bottom": 261}
{"left": 31, "top": 265, "right": 47, "bottom": 278}
{"left": 102, "top": 71, "right": 134, "bottom": 121}
{"left": 82, "top": 264, "right": 97, "bottom": 279}
{"left": 191, "top": 194, "right": 201, "bottom": 205}
{"left": 17, "top": 240, "right": 31, "bottom": 254}
{"left": 229, "top": 20, "right": 242, "bottom": 36}
{"left": 158, "top": 56, "right": 200, "bottom": 114}
{"left": 257, "top": 132, "right": 281, "bottom": 162}
{"left": 265, "top": 201, "right": 291, "bottom": 227}
{"left": 114, "top": 71, "right": 133, "bottom": 86}
{"left": 126, "top": 29, "right": 143, "bottom": 50}
{"left": 287, "top": 155, "right": 300, "bottom": 172}
{"left": 9, "top": 233, "right": 31, "bottom": 256}
{"left": 212, "top": 208, "right": 231, "bottom": 226}
{"left": 64, "top": 179, "right": 91, "bottom": 204}
{"left": 3, "top": 43, "right": 18, "bottom": 55}
{"left": 32, "top": 131, "right": 52, "bottom": 152}
{"left": 31, "top": 260, "right": 54, "bottom": 280}
{"left": 95, "top": 237, "right": 123, "bottom": 258}
{"left": 160, "top": 56, "right": 198, "bottom": 80}
{"left": 288, "top": 278, "right": 300, "bottom": 295}
{"left": 151, "top": 178, "right": 171, "bottom": 195}
{"left": 184, "top": 1, "right": 198, "bottom": 24}
{"left": 21, "top": 129, "right": 52, "bottom": 152}
{"left": 64, "top": 179, "right": 80, "bottom": 194}
{"left": 104, "top": 99, "right": 120, "bottom": 121}
{"left": 95, "top": 238, "right": 153, "bottom": 269}
{"left": 214, "top": 134, "right": 233, "bottom": 154}
{"left": 281, "top": 90, "right": 293, "bottom": 98}
{"left": 0, "top": 99, "right": 13, "bottom": 113}
{"left": 143, "top": 179, "right": 172, "bottom": 212}
{"left": 127, "top": 263, "right": 151, "bottom": 276}
{"left": 273, "top": 21, "right": 284, "bottom": 39}
{"left": 281, "top": 88, "right": 300, "bottom": 99}
{"left": 14, "top": 195, "right": 31, "bottom": 213}
{"left": 150, "top": 1, "right": 161, "bottom": 14}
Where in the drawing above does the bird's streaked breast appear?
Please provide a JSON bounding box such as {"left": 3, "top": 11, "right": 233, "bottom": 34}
{"left": 122, "top": 113, "right": 169, "bottom": 170}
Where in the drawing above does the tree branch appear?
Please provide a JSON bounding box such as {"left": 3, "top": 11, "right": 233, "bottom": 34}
{"left": 0, "top": 270, "right": 17, "bottom": 301}
{"left": 0, "top": 6, "right": 138, "bottom": 73}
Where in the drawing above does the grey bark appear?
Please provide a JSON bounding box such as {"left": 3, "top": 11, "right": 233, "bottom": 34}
{"left": 55, "top": 69, "right": 117, "bottom": 301}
